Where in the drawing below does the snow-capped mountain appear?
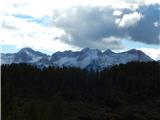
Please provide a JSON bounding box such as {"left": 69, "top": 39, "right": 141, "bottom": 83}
{"left": 0, "top": 47, "right": 153, "bottom": 70}
{"left": 1, "top": 47, "right": 47, "bottom": 64}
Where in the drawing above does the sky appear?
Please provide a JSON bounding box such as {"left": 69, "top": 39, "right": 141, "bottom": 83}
{"left": 0, "top": 0, "right": 160, "bottom": 60}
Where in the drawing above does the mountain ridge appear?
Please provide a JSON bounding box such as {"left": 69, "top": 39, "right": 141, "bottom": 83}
{"left": 1, "top": 47, "right": 154, "bottom": 70}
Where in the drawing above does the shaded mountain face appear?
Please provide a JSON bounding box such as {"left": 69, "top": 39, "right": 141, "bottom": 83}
{"left": 0, "top": 47, "right": 153, "bottom": 70}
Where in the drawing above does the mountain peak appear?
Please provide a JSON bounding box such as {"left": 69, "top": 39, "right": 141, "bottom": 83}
{"left": 81, "top": 48, "right": 101, "bottom": 53}
{"left": 81, "top": 48, "right": 92, "bottom": 52}
{"left": 20, "top": 47, "right": 34, "bottom": 51}
{"left": 1, "top": 48, "right": 154, "bottom": 70}
{"left": 120, "top": 49, "right": 143, "bottom": 55}
{"left": 121, "top": 49, "right": 153, "bottom": 61}
{"left": 103, "top": 49, "right": 114, "bottom": 54}
{"left": 127, "top": 49, "right": 141, "bottom": 53}
{"left": 18, "top": 47, "right": 35, "bottom": 53}
{"left": 18, "top": 47, "right": 46, "bottom": 56}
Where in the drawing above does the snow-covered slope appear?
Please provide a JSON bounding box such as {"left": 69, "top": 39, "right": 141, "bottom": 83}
{"left": 1, "top": 47, "right": 154, "bottom": 70}
{"left": 1, "top": 47, "right": 47, "bottom": 64}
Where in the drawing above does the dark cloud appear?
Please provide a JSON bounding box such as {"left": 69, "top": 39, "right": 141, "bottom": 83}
{"left": 52, "top": 4, "right": 160, "bottom": 50}
{"left": 128, "top": 4, "right": 160, "bottom": 44}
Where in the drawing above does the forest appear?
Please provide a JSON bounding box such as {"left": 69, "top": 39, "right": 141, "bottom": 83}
{"left": 1, "top": 61, "right": 160, "bottom": 120}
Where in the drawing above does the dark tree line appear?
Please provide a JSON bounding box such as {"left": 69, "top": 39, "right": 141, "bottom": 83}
{"left": 2, "top": 62, "right": 160, "bottom": 120}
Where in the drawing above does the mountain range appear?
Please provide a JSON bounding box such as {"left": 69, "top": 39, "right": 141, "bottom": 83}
{"left": 1, "top": 47, "right": 153, "bottom": 70}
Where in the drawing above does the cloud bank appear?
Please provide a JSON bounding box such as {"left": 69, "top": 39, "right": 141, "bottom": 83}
{"left": 0, "top": 0, "right": 159, "bottom": 59}
{"left": 52, "top": 4, "right": 160, "bottom": 50}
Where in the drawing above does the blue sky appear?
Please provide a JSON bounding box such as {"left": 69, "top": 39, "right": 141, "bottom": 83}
{"left": 0, "top": 0, "right": 160, "bottom": 60}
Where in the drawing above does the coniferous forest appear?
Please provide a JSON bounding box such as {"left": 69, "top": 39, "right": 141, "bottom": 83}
{"left": 2, "top": 62, "right": 160, "bottom": 120}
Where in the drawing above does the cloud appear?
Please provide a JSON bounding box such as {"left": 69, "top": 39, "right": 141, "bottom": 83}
{"left": 144, "top": 0, "right": 160, "bottom": 5}
{"left": 101, "top": 36, "right": 125, "bottom": 50}
{"left": 113, "top": 10, "right": 122, "bottom": 16}
{"left": 52, "top": 6, "right": 125, "bottom": 50}
{"left": 128, "top": 4, "right": 160, "bottom": 44}
{"left": 0, "top": 14, "right": 76, "bottom": 52}
{"left": 52, "top": 4, "right": 159, "bottom": 50}
{"left": 0, "top": 0, "right": 54, "bottom": 18}
{"left": 116, "top": 12, "right": 142, "bottom": 28}
{"left": 2, "top": 0, "right": 159, "bottom": 18}
{"left": 0, "top": 0, "right": 159, "bottom": 52}
{"left": 153, "top": 21, "right": 160, "bottom": 27}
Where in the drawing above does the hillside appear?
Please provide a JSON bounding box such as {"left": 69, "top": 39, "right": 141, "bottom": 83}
{"left": 1, "top": 62, "right": 160, "bottom": 120}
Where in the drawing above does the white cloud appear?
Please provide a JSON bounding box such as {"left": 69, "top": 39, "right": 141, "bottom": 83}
{"left": 144, "top": 0, "right": 160, "bottom": 5}
{"left": 153, "top": 21, "right": 160, "bottom": 27}
{"left": 113, "top": 10, "right": 122, "bottom": 16}
{"left": 115, "top": 18, "right": 121, "bottom": 24}
{"left": 139, "top": 48, "right": 160, "bottom": 60}
{"left": 1, "top": 0, "right": 159, "bottom": 17}
{"left": 101, "top": 36, "right": 125, "bottom": 50}
{"left": 0, "top": 0, "right": 57, "bottom": 17}
{"left": 0, "top": 15, "right": 77, "bottom": 52}
{"left": 116, "top": 12, "right": 142, "bottom": 28}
